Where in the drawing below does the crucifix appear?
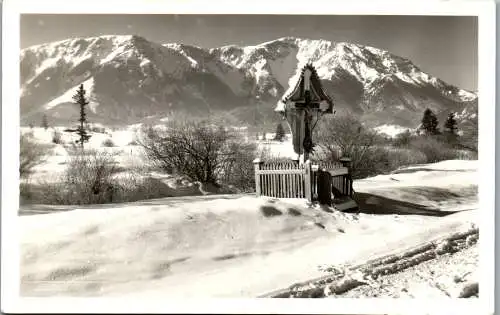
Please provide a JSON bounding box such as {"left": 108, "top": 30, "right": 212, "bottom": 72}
{"left": 275, "top": 63, "right": 334, "bottom": 163}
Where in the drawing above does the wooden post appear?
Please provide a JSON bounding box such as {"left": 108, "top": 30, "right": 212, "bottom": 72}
{"left": 317, "top": 169, "right": 332, "bottom": 205}
{"left": 253, "top": 158, "right": 263, "bottom": 197}
{"left": 304, "top": 159, "right": 312, "bottom": 203}
{"left": 311, "top": 164, "right": 319, "bottom": 201}
{"left": 339, "top": 157, "right": 353, "bottom": 196}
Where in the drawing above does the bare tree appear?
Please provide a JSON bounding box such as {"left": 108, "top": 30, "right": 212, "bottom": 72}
{"left": 20, "top": 133, "right": 48, "bottom": 178}
{"left": 139, "top": 119, "right": 256, "bottom": 189}
{"left": 63, "top": 150, "right": 118, "bottom": 203}
{"left": 314, "top": 113, "right": 377, "bottom": 176}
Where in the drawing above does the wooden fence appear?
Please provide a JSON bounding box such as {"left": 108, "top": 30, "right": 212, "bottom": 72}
{"left": 253, "top": 159, "right": 354, "bottom": 204}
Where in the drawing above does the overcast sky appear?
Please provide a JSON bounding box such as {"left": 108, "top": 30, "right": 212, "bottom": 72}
{"left": 21, "top": 14, "right": 477, "bottom": 91}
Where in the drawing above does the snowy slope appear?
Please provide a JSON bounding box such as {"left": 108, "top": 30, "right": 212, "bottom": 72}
{"left": 45, "top": 77, "right": 98, "bottom": 112}
{"left": 21, "top": 35, "right": 240, "bottom": 125}
{"left": 20, "top": 160, "right": 478, "bottom": 297}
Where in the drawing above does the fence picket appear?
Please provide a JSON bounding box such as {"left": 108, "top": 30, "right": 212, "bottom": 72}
{"left": 271, "top": 173, "right": 276, "bottom": 197}
{"left": 269, "top": 172, "right": 273, "bottom": 197}
{"left": 286, "top": 172, "right": 290, "bottom": 198}
{"left": 281, "top": 168, "right": 286, "bottom": 198}
{"left": 286, "top": 173, "right": 290, "bottom": 198}
{"left": 277, "top": 173, "right": 280, "bottom": 197}
{"left": 294, "top": 172, "right": 297, "bottom": 198}
{"left": 268, "top": 173, "right": 271, "bottom": 196}
{"left": 287, "top": 164, "right": 291, "bottom": 198}
{"left": 266, "top": 173, "right": 270, "bottom": 196}
{"left": 299, "top": 173, "right": 302, "bottom": 198}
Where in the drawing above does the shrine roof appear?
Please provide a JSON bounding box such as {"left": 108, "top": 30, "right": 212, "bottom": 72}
{"left": 275, "top": 63, "right": 334, "bottom": 113}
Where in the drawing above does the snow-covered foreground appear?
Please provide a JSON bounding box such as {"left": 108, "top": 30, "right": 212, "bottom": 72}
{"left": 19, "top": 160, "right": 478, "bottom": 297}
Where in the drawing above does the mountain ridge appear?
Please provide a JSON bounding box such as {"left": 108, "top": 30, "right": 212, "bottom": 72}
{"left": 20, "top": 35, "right": 477, "bottom": 130}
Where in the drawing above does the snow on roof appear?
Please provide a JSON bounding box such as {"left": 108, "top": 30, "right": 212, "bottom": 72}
{"left": 274, "top": 63, "right": 334, "bottom": 113}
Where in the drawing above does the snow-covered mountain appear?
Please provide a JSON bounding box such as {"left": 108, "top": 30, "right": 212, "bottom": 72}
{"left": 20, "top": 35, "right": 477, "bottom": 128}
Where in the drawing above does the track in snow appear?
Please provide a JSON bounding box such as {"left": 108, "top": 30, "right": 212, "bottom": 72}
{"left": 262, "top": 226, "right": 478, "bottom": 298}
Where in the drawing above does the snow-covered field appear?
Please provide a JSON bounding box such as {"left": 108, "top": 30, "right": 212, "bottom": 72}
{"left": 21, "top": 126, "right": 144, "bottom": 185}
{"left": 22, "top": 127, "right": 298, "bottom": 186}
{"left": 19, "top": 140, "right": 478, "bottom": 298}
{"left": 373, "top": 124, "right": 409, "bottom": 138}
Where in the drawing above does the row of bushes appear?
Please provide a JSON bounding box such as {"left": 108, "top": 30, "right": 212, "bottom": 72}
{"left": 20, "top": 133, "right": 50, "bottom": 178}
{"left": 138, "top": 120, "right": 257, "bottom": 191}
{"left": 20, "top": 150, "right": 178, "bottom": 205}
{"left": 20, "top": 114, "right": 477, "bottom": 205}
{"left": 342, "top": 143, "right": 476, "bottom": 180}
{"left": 313, "top": 114, "right": 477, "bottom": 179}
{"left": 20, "top": 119, "right": 259, "bottom": 205}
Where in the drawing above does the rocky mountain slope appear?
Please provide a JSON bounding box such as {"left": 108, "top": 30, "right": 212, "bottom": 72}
{"left": 20, "top": 35, "right": 477, "bottom": 129}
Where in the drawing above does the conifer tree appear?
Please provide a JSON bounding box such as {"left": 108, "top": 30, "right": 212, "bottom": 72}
{"left": 443, "top": 112, "right": 459, "bottom": 145}
{"left": 420, "top": 108, "right": 440, "bottom": 135}
{"left": 41, "top": 114, "right": 49, "bottom": 130}
{"left": 444, "top": 112, "right": 458, "bottom": 135}
{"left": 70, "top": 84, "right": 92, "bottom": 149}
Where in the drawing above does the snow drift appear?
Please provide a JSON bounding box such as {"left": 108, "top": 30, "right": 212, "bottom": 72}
{"left": 19, "top": 160, "right": 478, "bottom": 297}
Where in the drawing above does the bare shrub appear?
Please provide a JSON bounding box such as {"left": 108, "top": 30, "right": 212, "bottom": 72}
{"left": 139, "top": 119, "right": 257, "bottom": 190}
{"left": 387, "top": 147, "right": 428, "bottom": 169}
{"left": 217, "top": 140, "right": 258, "bottom": 192}
{"left": 33, "top": 150, "right": 120, "bottom": 205}
{"left": 20, "top": 149, "right": 183, "bottom": 205}
{"left": 453, "top": 149, "right": 478, "bottom": 160}
{"left": 64, "top": 150, "right": 118, "bottom": 203}
{"left": 20, "top": 133, "right": 48, "bottom": 178}
{"left": 354, "top": 139, "right": 467, "bottom": 178}
{"left": 354, "top": 147, "right": 392, "bottom": 178}
{"left": 315, "top": 114, "right": 377, "bottom": 178}
{"left": 19, "top": 182, "right": 34, "bottom": 205}
{"left": 337, "top": 146, "right": 430, "bottom": 179}
{"left": 256, "top": 146, "right": 297, "bottom": 164}
{"left": 21, "top": 172, "right": 177, "bottom": 205}
{"left": 110, "top": 174, "right": 175, "bottom": 202}
{"left": 27, "top": 182, "right": 70, "bottom": 205}
{"left": 313, "top": 114, "right": 472, "bottom": 178}
{"left": 409, "top": 136, "right": 456, "bottom": 163}
{"left": 393, "top": 130, "right": 414, "bottom": 148}
{"left": 459, "top": 108, "right": 478, "bottom": 153}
